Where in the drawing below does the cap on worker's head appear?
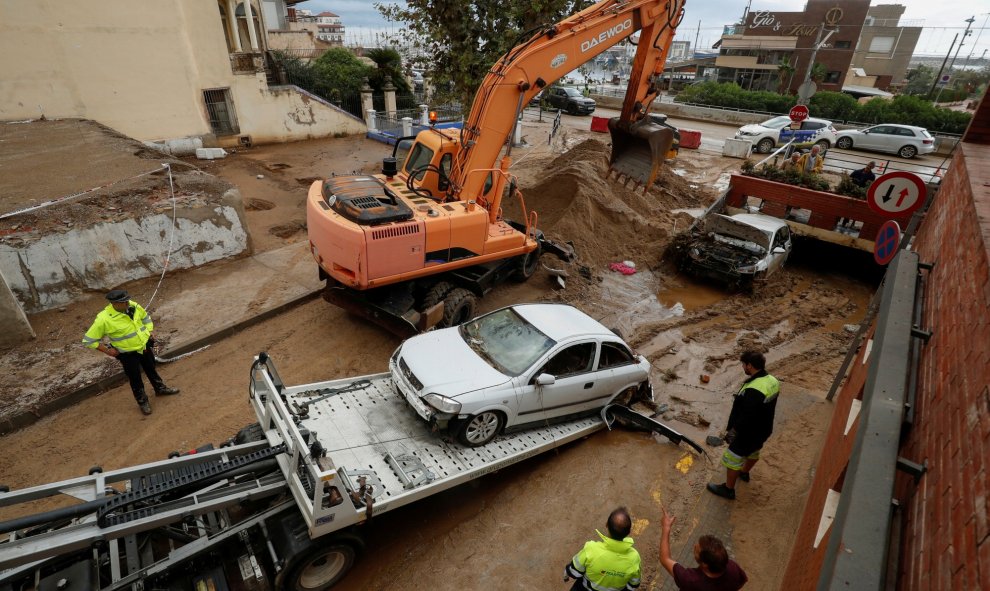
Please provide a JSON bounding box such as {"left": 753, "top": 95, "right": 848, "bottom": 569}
{"left": 105, "top": 289, "right": 129, "bottom": 303}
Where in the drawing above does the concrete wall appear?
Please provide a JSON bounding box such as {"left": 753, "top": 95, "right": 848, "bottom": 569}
{"left": 0, "top": 267, "right": 35, "bottom": 347}
{"left": 0, "top": 0, "right": 364, "bottom": 146}
{"left": 894, "top": 142, "right": 990, "bottom": 590}
{"left": 0, "top": 190, "right": 250, "bottom": 314}
{"left": 229, "top": 85, "right": 366, "bottom": 146}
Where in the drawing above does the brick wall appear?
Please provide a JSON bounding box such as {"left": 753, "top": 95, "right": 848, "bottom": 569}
{"left": 727, "top": 174, "right": 913, "bottom": 240}
{"left": 896, "top": 142, "right": 990, "bottom": 590}
{"left": 779, "top": 142, "right": 990, "bottom": 589}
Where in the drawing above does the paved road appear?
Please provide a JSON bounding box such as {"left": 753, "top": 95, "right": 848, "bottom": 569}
{"left": 543, "top": 106, "right": 950, "bottom": 182}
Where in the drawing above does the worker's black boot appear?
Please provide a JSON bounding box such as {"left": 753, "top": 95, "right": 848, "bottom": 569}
{"left": 155, "top": 386, "right": 180, "bottom": 396}
{"left": 139, "top": 400, "right": 153, "bottom": 415}
{"left": 706, "top": 483, "right": 735, "bottom": 500}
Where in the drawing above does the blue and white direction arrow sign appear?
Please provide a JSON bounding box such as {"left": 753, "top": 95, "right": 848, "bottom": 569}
{"left": 867, "top": 171, "right": 926, "bottom": 217}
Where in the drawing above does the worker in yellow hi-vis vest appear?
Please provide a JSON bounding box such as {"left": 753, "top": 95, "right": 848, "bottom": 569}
{"left": 82, "top": 290, "right": 179, "bottom": 416}
{"left": 707, "top": 349, "right": 780, "bottom": 501}
{"left": 564, "top": 507, "right": 641, "bottom": 591}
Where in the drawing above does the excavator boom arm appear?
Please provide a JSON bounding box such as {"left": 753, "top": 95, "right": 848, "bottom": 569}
{"left": 449, "top": 0, "right": 686, "bottom": 202}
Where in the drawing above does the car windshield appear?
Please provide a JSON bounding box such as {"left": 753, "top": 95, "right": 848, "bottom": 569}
{"left": 459, "top": 308, "right": 556, "bottom": 376}
{"left": 759, "top": 116, "right": 792, "bottom": 130}
{"left": 564, "top": 87, "right": 583, "bottom": 97}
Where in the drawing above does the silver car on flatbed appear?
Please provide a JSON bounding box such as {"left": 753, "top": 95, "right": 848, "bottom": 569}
{"left": 391, "top": 303, "right": 652, "bottom": 446}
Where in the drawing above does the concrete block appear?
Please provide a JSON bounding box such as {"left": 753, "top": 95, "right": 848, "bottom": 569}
{"left": 723, "top": 137, "right": 753, "bottom": 159}
{"left": 196, "top": 147, "right": 228, "bottom": 160}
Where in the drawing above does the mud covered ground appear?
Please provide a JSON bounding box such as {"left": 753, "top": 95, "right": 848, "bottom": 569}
{"left": 0, "top": 123, "right": 876, "bottom": 590}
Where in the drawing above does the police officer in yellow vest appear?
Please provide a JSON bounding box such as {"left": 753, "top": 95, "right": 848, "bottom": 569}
{"left": 707, "top": 350, "right": 779, "bottom": 500}
{"left": 564, "top": 507, "right": 641, "bottom": 591}
{"left": 82, "top": 290, "right": 179, "bottom": 415}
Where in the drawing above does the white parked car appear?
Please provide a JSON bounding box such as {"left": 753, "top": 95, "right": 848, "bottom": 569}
{"left": 735, "top": 115, "right": 837, "bottom": 154}
{"left": 679, "top": 213, "right": 792, "bottom": 288}
{"left": 390, "top": 303, "right": 652, "bottom": 447}
{"left": 834, "top": 124, "right": 935, "bottom": 159}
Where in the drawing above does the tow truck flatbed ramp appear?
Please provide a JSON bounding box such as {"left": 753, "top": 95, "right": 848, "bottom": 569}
{"left": 255, "top": 361, "right": 605, "bottom": 536}
{"left": 295, "top": 375, "right": 602, "bottom": 491}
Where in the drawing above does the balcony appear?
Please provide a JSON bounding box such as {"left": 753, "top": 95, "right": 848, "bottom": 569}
{"left": 229, "top": 52, "right": 265, "bottom": 75}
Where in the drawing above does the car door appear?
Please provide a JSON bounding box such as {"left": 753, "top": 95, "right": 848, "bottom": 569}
{"left": 766, "top": 226, "right": 791, "bottom": 275}
{"left": 594, "top": 341, "right": 643, "bottom": 396}
{"left": 514, "top": 341, "right": 603, "bottom": 422}
{"left": 863, "top": 125, "right": 895, "bottom": 151}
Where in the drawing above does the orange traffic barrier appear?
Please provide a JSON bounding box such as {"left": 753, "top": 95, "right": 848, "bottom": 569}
{"left": 679, "top": 129, "right": 702, "bottom": 149}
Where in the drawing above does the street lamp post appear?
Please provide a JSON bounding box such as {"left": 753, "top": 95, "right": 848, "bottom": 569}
{"left": 935, "top": 16, "right": 976, "bottom": 103}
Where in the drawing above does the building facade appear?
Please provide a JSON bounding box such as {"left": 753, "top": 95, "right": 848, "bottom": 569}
{"left": 849, "top": 5, "right": 922, "bottom": 91}
{"left": 714, "top": 0, "right": 918, "bottom": 95}
{"left": 0, "top": 0, "right": 364, "bottom": 148}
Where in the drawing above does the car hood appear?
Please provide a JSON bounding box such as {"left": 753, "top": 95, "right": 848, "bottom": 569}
{"left": 398, "top": 328, "right": 510, "bottom": 398}
{"left": 738, "top": 124, "right": 769, "bottom": 134}
{"left": 704, "top": 214, "right": 771, "bottom": 250}
{"left": 836, "top": 129, "right": 862, "bottom": 137}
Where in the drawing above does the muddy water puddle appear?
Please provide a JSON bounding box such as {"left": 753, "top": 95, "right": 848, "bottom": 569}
{"left": 657, "top": 279, "right": 729, "bottom": 311}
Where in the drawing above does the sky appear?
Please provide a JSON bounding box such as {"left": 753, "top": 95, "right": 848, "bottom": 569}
{"left": 301, "top": 0, "right": 990, "bottom": 60}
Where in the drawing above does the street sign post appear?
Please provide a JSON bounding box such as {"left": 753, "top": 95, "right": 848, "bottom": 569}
{"left": 789, "top": 104, "right": 810, "bottom": 123}
{"left": 874, "top": 220, "right": 901, "bottom": 265}
{"left": 867, "top": 171, "right": 927, "bottom": 217}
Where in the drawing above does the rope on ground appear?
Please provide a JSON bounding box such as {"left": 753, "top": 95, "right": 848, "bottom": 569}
{"left": 145, "top": 163, "right": 178, "bottom": 311}
{"left": 0, "top": 166, "right": 165, "bottom": 220}
{"left": 155, "top": 344, "right": 211, "bottom": 364}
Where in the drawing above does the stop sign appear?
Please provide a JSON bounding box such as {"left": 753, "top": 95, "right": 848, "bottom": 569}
{"left": 789, "top": 105, "right": 809, "bottom": 123}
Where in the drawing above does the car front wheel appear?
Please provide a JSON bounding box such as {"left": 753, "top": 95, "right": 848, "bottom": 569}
{"left": 457, "top": 411, "right": 504, "bottom": 447}
{"left": 756, "top": 138, "right": 775, "bottom": 153}
{"left": 835, "top": 137, "right": 853, "bottom": 149}
{"left": 898, "top": 145, "right": 918, "bottom": 158}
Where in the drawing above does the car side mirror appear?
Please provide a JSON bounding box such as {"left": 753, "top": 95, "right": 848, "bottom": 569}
{"left": 773, "top": 246, "right": 787, "bottom": 254}
{"left": 535, "top": 373, "right": 556, "bottom": 386}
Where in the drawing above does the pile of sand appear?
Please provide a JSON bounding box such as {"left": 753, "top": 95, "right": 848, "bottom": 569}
{"left": 512, "top": 138, "right": 709, "bottom": 270}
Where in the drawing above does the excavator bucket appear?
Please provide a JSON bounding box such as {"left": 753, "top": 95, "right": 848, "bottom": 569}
{"left": 607, "top": 118, "right": 676, "bottom": 187}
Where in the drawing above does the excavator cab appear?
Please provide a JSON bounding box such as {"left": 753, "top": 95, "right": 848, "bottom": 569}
{"left": 607, "top": 117, "right": 677, "bottom": 188}
{"left": 391, "top": 130, "right": 460, "bottom": 201}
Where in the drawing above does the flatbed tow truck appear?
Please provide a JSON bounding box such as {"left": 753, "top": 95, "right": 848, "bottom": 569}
{"left": 0, "top": 355, "right": 697, "bottom": 591}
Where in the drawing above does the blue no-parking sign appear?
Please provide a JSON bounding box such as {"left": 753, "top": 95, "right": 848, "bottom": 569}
{"left": 874, "top": 220, "right": 901, "bottom": 265}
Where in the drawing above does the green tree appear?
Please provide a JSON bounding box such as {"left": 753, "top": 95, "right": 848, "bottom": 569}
{"left": 375, "top": 1, "right": 594, "bottom": 108}
{"left": 776, "top": 55, "right": 795, "bottom": 94}
{"left": 809, "top": 62, "right": 827, "bottom": 84}
{"left": 364, "top": 47, "right": 413, "bottom": 94}
{"left": 312, "top": 47, "right": 375, "bottom": 96}
{"left": 902, "top": 64, "right": 935, "bottom": 96}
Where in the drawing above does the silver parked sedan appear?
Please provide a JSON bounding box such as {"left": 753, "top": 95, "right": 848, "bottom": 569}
{"left": 834, "top": 124, "right": 935, "bottom": 159}
{"left": 390, "top": 303, "right": 652, "bottom": 447}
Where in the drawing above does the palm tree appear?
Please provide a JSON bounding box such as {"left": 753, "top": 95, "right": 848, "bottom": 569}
{"left": 810, "top": 63, "right": 828, "bottom": 85}
{"left": 776, "top": 55, "right": 795, "bottom": 94}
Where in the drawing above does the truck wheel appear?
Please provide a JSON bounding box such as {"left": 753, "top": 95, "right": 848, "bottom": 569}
{"left": 511, "top": 244, "right": 542, "bottom": 282}
{"left": 441, "top": 288, "right": 477, "bottom": 327}
{"left": 280, "top": 541, "right": 357, "bottom": 591}
{"left": 457, "top": 411, "right": 505, "bottom": 447}
{"left": 420, "top": 281, "right": 453, "bottom": 310}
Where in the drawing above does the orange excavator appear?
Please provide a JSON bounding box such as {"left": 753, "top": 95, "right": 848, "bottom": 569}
{"left": 306, "top": 0, "right": 687, "bottom": 335}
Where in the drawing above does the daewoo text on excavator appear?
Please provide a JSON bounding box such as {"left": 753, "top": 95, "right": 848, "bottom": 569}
{"left": 306, "top": 0, "right": 687, "bottom": 335}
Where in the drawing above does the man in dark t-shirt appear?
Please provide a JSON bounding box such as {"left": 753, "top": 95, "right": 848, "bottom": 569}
{"left": 659, "top": 506, "right": 748, "bottom": 590}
